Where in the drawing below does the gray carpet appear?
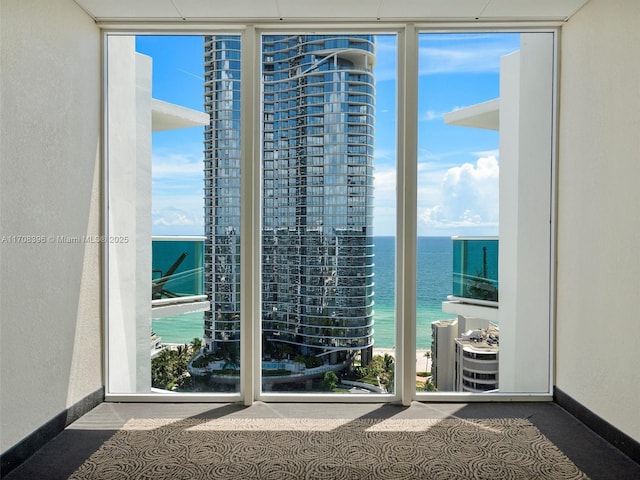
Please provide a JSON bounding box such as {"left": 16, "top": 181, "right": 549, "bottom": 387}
{"left": 67, "top": 417, "right": 589, "bottom": 479}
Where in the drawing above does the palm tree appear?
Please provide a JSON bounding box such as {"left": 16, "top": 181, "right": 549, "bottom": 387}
{"left": 383, "top": 353, "right": 394, "bottom": 371}
{"left": 175, "top": 344, "right": 192, "bottom": 370}
{"left": 190, "top": 337, "right": 203, "bottom": 355}
{"left": 220, "top": 344, "right": 240, "bottom": 370}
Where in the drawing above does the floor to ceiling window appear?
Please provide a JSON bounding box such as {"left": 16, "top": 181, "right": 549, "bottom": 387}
{"left": 104, "top": 27, "right": 555, "bottom": 403}
{"left": 105, "top": 34, "right": 243, "bottom": 396}
{"left": 415, "top": 33, "right": 512, "bottom": 394}
{"left": 415, "top": 32, "right": 555, "bottom": 397}
{"left": 259, "top": 34, "right": 397, "bottom": 397}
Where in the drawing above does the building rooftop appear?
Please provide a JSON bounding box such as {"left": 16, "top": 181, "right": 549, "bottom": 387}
{"left": 456, "top": 324, "right": 500, "bottom": 353}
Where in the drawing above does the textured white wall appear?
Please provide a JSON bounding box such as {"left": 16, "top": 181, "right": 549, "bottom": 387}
{"left": 0, "top": 0, "right": 102, "bottom": 452}
{"left": 557, "top": 0, "right": 640, "bottom": 441}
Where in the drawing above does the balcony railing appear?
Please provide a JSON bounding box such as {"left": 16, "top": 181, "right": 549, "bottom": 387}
{"left": 451, "top": 236, "right": 499, "bottom": 306}
{"left": 152, "top": 236, "right": 209, "bottom": 318}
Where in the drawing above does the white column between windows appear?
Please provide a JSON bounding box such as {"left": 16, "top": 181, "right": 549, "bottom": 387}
{"left": 240, "top": 26, "right": 259, "bottom": 405}
{"left": 397, "top": 25, "right": 419, "bottom": 406}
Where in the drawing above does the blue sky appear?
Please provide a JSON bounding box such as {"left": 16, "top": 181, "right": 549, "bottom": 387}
{"left": 136, "top": 33, "right": 519, "bottom": 237}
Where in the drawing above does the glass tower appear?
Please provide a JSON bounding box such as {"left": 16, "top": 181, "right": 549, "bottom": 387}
{"left": 204, "top": 34, "right": 376, "bottom": 371}
{"left": 203, "top": 36, "right": 242, "bottom": 361}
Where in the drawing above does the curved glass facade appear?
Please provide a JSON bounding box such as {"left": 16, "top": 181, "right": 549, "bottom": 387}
{"left": 203, "top": 35, "right": 376, "bottom": 377}
{"left": 203, "top": 36, "right": 242, "bottom": 358}
{"left": 261, "top": 35, "right": 376, "bottom": 367}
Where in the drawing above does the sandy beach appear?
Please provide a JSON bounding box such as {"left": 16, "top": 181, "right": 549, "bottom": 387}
{"left": 373, "top": 348, "right": 431, "bottom": 374}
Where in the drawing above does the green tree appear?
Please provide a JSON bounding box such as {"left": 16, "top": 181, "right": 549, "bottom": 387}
{"left": 424, "top": 379, "right": 438, "bottom": 392}
{"left": 191, "top": 337, "right": 203, "bottom": 354}
{"left": 323, "top": 371, "right": 339, "bottom": 391}
{"left": 152, "top": 348, "right": 176, "bottom": 389}
{"left": 151, "top": 343, "right": 195, "bottom": 390}
{"left": 220, "top": 344, "right": 240, "bottom": 370}
{"left": 363, "top": 354, "right": 394, "bottom": 391}
{"left": 383, "top": 353, "right": 394, "bottom": 372}
{"left": 379, "top": 354, "right": 394, "bottom": 390}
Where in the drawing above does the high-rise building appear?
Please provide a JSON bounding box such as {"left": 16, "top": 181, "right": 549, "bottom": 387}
{"left": 203, "top": 34, "right": 376, "bottom": 373}
{"left": 203, "top": 36, "right": 242, "bottom": 363}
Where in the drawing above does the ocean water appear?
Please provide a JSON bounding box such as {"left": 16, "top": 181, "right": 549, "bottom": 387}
{"left": 152, "top": 236, "right": 456, "bottom": 350}
{"left": 372, "top": 236, "right": 457, "bottom": 349}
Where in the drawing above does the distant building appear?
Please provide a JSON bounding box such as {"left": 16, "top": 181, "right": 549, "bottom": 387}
{"left": 431, "top": 319, "right": 458, "bottom": 391}
{"left": 203, "top": 36, "right": 242, "bottom": 360}
{"left": 431, "top": 315, "right": 499, "bottom": 392}
{"left": 453, "top": 324, "right": 499, "bottom": 392}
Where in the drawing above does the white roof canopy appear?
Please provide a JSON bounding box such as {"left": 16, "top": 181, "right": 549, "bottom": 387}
{"left": 444, "top": 99, "right": 500, "bottom": 131}
{"left": 151, "top": 99, "right": 209, "bottom": 132}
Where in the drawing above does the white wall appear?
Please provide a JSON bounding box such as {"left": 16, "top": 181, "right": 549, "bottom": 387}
{"left": 1, "top": 0, "right": 638, "bottom": 452}
{"left": 557, "top": 0, "right": 640, "bottom": 441}
{"left": 498, "top": 34, "right": 554, "bottom": 393}
{"left": 106, "top": 39, "right": 153, "bottom": 393}
{"left": 0, "top": 0, "right": 102, "bottom": 452}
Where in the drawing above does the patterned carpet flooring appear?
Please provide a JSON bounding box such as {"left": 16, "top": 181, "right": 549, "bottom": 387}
{"left": 68, "top": 417, "right": 589, "bottom": 479}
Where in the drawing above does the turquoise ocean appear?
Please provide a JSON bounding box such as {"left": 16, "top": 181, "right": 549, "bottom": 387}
{"left": 152, "top": 236, "right": 456, "bottom": 350}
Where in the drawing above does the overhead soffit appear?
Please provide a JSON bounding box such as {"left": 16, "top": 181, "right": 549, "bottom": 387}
{"left": 443, "top": 99, "right": 500, "bottom": 131}
{"left": 73, "top": 0, "right": 590, "bottom": 23}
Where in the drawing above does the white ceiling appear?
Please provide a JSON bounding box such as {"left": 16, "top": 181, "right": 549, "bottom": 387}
{"left": 73, "top": 0, "right": 590, "bottom": 23}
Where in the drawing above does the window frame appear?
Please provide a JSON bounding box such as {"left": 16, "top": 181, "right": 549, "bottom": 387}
{"left": 102, "top": 24, "right": 559, "bottom": 405}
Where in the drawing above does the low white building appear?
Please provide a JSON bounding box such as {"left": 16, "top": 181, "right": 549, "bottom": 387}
{"left": 431, "top": 314, "right": 498, "bottom": 392}
{"left": 454, "top": 324, "right": 500, "bottom": 393}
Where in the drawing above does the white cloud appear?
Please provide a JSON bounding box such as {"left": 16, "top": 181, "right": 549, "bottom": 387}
{"left": 420, "top": 106, "right": 484, "bottom": 123}
{"left": 373, "top": 35, "right": 398, "bottom": 82}
{"left": 151, "top": 144, "right": 205, "bottom": 235}
{"left": 418, "top": 34, "right": 519, "bottom": 75}
{"left": 372, "top": 155, "right": 500, "bottom": 236}
{"left": 177, "top": 68, "right": 204, "bottom": 82}
{"left": 419, "top": 47, "right": 499, "bottom": 75}
{"left": 420, "top": 110, "right": 443, "bottom": 122}
{"left": 374, "top": 34, "right": 519, "bottom": 81}
{"left": 418, "top": 155, "right": 499, "bottom": 235}
{"left": 374, "top": 147, "right": 396, "bottom": 163}
{"left": 373, "top": 167, "right": 397, "bottom": 235}
{"left": 472, "top": 148, "right": 500, "bottom": 158}
{"left": 374, "top": 167, "right": 396, "bottom": 196}
{"left": 152, "top": 206, "right": 203, "bottom": 235}
{"left": 152, "top": 150, "right": 203, "bottom": 180}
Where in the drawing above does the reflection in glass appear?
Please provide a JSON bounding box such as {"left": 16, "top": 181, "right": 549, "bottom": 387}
{"left": 451, "top": 237, "right": 499, "bottom": 305}
{"left": 152, "top": 237, "right": 205, "bottom": 299}
{"left": 199, "top": 36, "right": 243, "bottom": 392}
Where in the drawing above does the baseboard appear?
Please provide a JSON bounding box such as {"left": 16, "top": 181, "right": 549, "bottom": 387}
{"left": 554, "top": 386, "right": 640, "bottom": 465}
{"left": 0, "top": 387, "right": 104, "bottom": 477}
